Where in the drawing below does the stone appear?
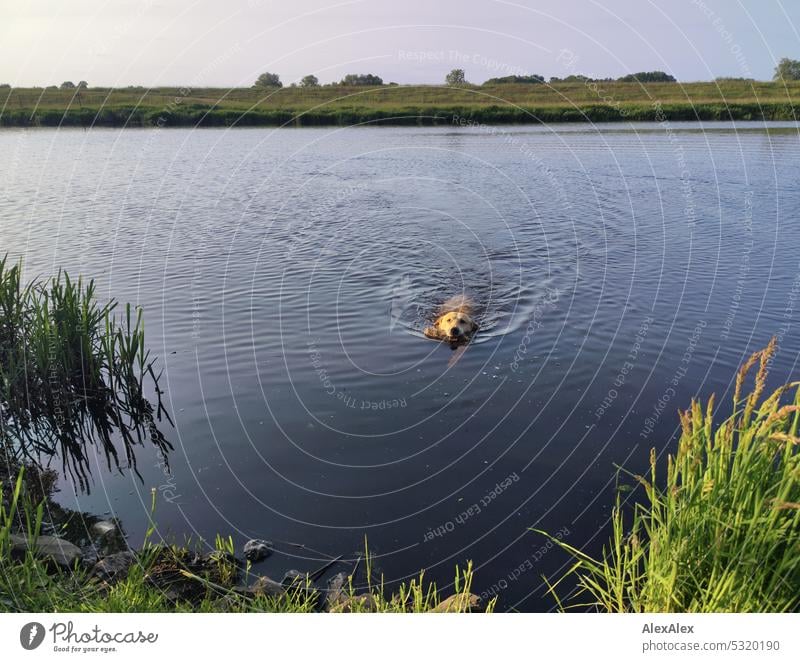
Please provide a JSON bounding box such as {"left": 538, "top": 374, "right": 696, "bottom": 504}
{"left": 80, "top": 545, "right": 100, "bottom": 567}
{"left": 325, "top": 571, "right": 348, "bottom": 610}
{"left": 90, "top": 520, "right": 117, "bottom": 538}
{"left": 248, "top": 575, "right": 285, "bottom": 598}
{"left": 428, "top": 593, "right": 481, "bottom": 613}
{"left": 89, "top": 519, "right": 129, "bottom": 555}
{"left": 91, "top": 551, "right": 137, "bottom": 583}
{"left": 9, "top": 534, "right": 82, "bottom": 568}
{"left": 330, "top": 593, "right": 378, "bottom": 613}
{"left": 281, "top": 569, "right": 307, "bottom": 588}
{"left": 243, "top": 539, "right": 273, "bottom": 563}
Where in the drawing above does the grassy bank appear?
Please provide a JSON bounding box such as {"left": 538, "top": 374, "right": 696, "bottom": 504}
{"left": 2, "top": 81, "right": 800, "bottom": 126}
{"left": 542, "top": 340, "right": 800, "bottom": 612}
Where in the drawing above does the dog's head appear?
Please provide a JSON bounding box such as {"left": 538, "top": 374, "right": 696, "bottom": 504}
{"left": 424, "top": 310, "right": 478, "bottom": 344}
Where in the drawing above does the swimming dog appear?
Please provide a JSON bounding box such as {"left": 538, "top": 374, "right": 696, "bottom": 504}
{"left": 423, "top": 294, "right": 478, "bottom": 345}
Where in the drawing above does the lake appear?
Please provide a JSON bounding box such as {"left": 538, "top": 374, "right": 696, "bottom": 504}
{"left": 2, "top": 122, "right": 800, "bottom": 611}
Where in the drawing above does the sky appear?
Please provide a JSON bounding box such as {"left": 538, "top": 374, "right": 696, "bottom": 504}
{"left": 1, "top": 0, "right": 799, "bottom": 87}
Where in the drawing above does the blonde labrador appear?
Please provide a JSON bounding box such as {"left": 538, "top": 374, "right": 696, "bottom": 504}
{"left": 423, "top": 294, "right": 479, "bottom": 345}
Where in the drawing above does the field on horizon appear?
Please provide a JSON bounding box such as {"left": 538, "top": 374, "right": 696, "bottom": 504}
{"left": 2, "top": 80, "right": 800, "bottom": 126}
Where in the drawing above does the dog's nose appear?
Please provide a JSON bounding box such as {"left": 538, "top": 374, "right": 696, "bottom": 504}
{"left": 450, "top": 327, "right": 461, "bottom": 336}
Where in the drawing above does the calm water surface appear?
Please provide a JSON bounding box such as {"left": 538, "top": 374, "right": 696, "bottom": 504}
{"left": 2, "top": 123, "right": 800, "bottom": 610}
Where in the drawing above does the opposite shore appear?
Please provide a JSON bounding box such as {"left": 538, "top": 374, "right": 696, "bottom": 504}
{"left": 2, "top": 81, "right": 800, "bottom": 127}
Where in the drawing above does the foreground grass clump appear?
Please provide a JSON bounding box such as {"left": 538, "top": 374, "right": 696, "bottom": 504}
{"left": 0, "top": 256, "right": 171, "bottom": 489}
{"left": 542, "top": 339, "right": 800, "bottom": 612}
{"left": 0, "top": 470, "right": 491, "bottom": 613}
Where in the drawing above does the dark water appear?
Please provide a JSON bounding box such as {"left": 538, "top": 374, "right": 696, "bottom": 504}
{"left": 2, "top": 123, "right": 800, "bottom": 611}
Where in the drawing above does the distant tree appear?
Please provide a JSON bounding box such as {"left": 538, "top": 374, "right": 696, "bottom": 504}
{"left": 445, "top": 68, "right": 466, "bottom": 85}
{"left": 483, "top": 74, "right": 544, "bottom": 85}
{"left": 617, "top": 71, "right": 676, "bottom": 83}
{"left": 773, "top": 57, "right": 800, "bottom": 81}
{"left": 77, "top": 80, "right": 88, "bottom": 89}
{"left": 300, "top": 74, "right": 319, "bottom": 87}
{"left": 339, "top": 73, "right": 383, "bottom": 86}
{"left": 715, "top": 76, "right": 755, "bottom": 83}
{"left": 60, "top": 81, "right": 76, "bottom": 89}
{"left": 0, "top": 83, "right": 10, "bottom": 89}
{"left": 254, "top": 72, "right": 282, "bottom": 88}
{"left": 551, "top": 75, "right": 613, "bottom": 83}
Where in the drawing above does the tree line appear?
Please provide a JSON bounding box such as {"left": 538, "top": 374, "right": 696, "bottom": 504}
{"left": 253, "top": 69, "right": 680, "bottom": 88}
{"left": 251, "top": 58, "right": 800, "bottom": 88}
{"left": 1, "top": 80, "right": 91, "bottom": 90}
{"left": 255, "top": 72, "right": 391, "bottom": 88}
{"left": 6, "top": 57, "right": 800, "bottom": 91}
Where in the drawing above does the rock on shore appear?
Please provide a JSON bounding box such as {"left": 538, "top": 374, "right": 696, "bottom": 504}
{"left": 243, "top": 539, "right": 274, "bottom": 562}
{"left": 9, "top": 534, "right": 82, "bottom": 568}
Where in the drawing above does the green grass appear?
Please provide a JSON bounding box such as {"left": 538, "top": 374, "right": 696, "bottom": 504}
{"left": 540, "top": 339, "right": 800, "bottom": 612}
{"left": 0, "top": 470, "right": 492, "bottom": 613}
{"left": 2, "top": 81, "right": 800, "bottom": 126}
{"left": 0, "top": 255, "right": 172, "bottom": 490}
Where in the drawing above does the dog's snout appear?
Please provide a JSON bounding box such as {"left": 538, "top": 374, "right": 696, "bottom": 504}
{"left": 426, "top": 297, "right": 476, "bottom": 345}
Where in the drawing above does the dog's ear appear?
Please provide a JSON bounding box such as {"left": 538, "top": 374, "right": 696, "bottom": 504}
{"left": 423, "top": 326, "right": 441, "bottom": 339}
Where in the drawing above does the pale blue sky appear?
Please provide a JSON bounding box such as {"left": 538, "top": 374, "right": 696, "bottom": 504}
{"left": 1, "top": 0, "right": 799, "bottom": 86}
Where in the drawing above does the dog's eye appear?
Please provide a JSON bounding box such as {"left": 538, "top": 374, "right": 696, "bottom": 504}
{"left": 458, "top": 318, "right": 465, "bottom": 324}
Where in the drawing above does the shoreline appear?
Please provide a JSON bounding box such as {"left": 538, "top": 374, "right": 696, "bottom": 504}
{"left": 1, "top": 102, "right": 798, "bottom": 128}
{"left": 0, "top": 463, "right": 489, "bottom": 613}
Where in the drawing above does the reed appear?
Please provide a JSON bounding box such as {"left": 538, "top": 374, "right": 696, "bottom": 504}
{"left": 540, "top": 340, "right": 800, "bottom": 612}
{"left": 0, "top": 255, "right": 172, "bottom": 490}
